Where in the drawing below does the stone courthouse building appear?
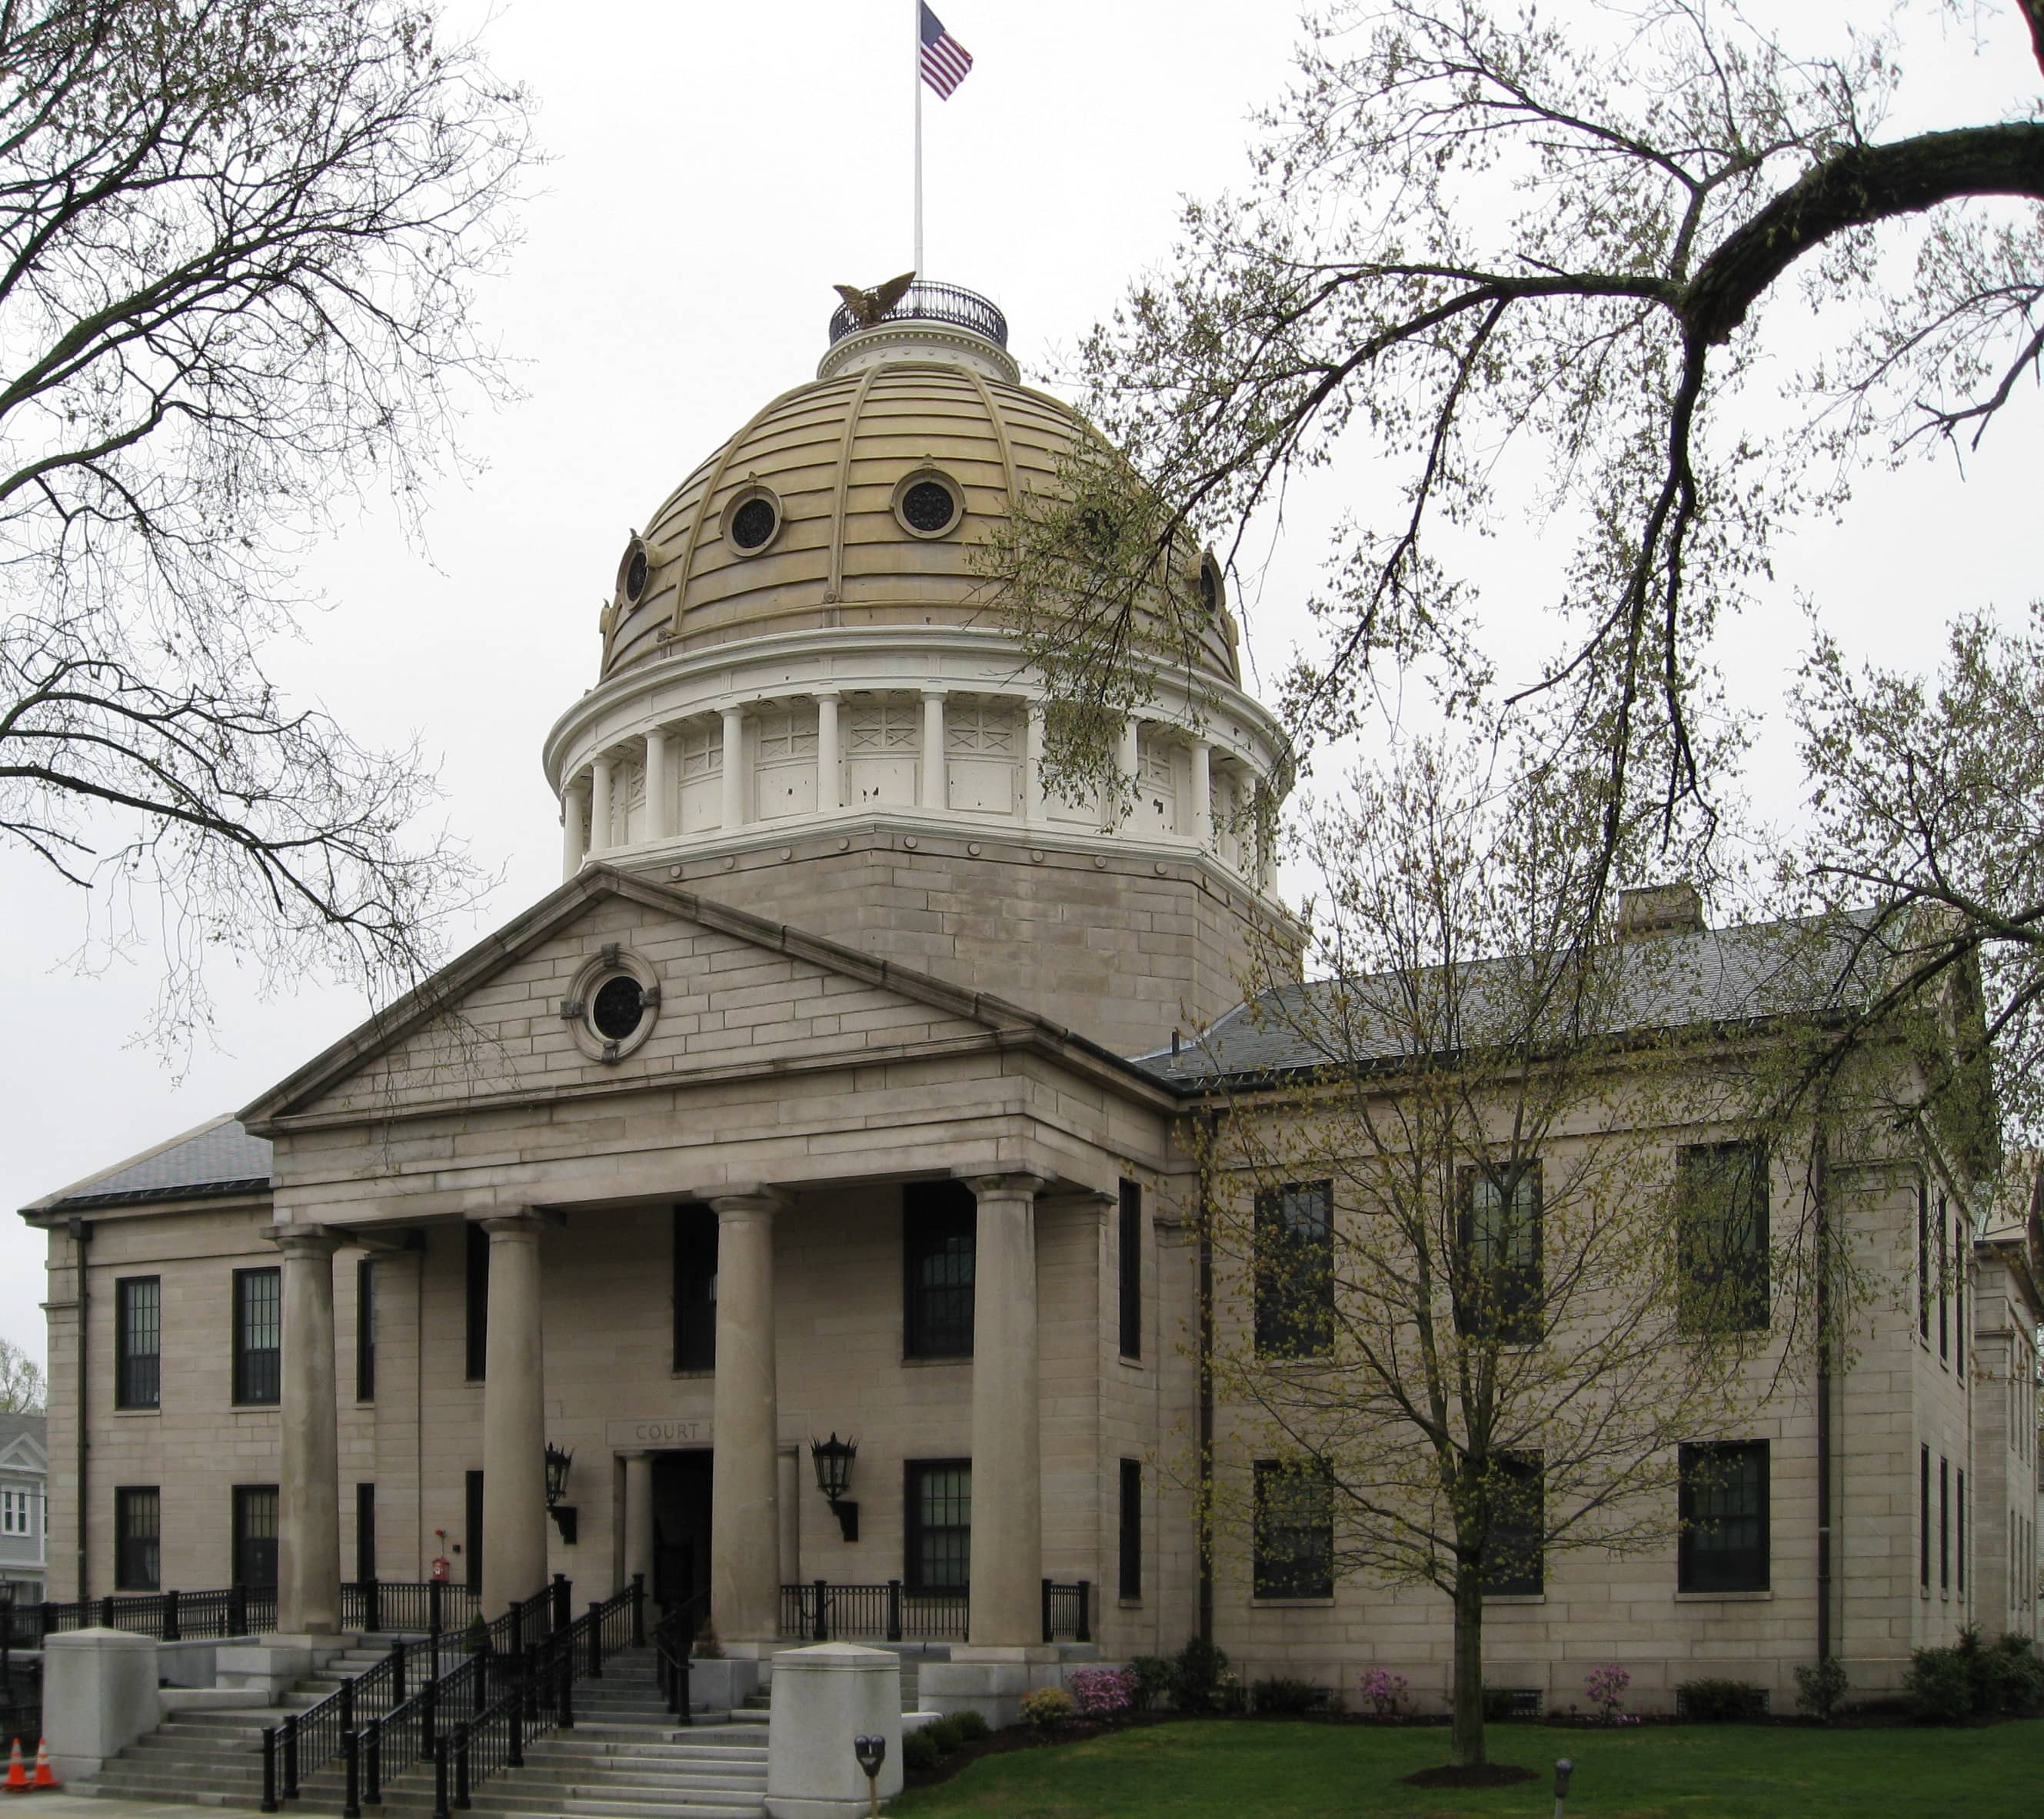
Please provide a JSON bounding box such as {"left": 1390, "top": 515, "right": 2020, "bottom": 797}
{"left": 22, "top": 282, "right": 2042, "bottom": 1716}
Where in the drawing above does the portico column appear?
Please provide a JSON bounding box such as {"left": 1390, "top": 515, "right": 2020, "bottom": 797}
{"left": 1189, "top": 739, "right": 1213, "bottom": 850}
{"left": 721, "top": 707, "right": 746, "bottom": 829}
{"left": 274, "top": 1228, "right": 342, "bottom": 1635}
{"left": 815, "top": 692, "right": 841, "bottom": 813}
{"left": 621, "top": 1453, "right": 655, "bottom": 1600}
{"left": 709, "top": 1192, "right": 782, "bottom": 1641}
{"left": 643, "top": 730, "right": 672, "bottom": 840}
{"left": 561, "top": 778, "right": 589, "bottom": 880}
{"left": 589, "top": 756, "right": 614, "bottom": 857}
{"left": 1023, "top": 702, "right": 1045, "bottom": 827}
{"left": 1114, "top": 719, "right": 1140, "bottom": 831}
{"left": 966, "top": 1174, "right": 1046, "bottom": 1647}
{"left": 920, "top": 690, "right": 948, "bottom": 811}
{"left": 480, "top": 1212, "right": 548, "bottom": 1616}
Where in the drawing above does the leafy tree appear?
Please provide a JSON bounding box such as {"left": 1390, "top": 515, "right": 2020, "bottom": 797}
{"left": 0, "top": 0, "right": 535, "bottom": 1050}
{"left": 0, "top": 1337, "right": 45, "bottom": 1414}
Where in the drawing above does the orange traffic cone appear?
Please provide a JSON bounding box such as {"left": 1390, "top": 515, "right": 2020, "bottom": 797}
{"left": 2, "top": 1741, "right": 25, "bottom": 1793}
{"left": 26, "top": 1741, "right": 55, "bottom": 1791}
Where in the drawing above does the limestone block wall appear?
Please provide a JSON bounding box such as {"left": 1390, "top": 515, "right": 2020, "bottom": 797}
{"left": 1966, "top": 1282, "right": 2040, "bottom": 1643}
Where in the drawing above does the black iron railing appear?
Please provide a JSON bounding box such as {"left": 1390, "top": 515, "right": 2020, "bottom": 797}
{"left": 1042, "top": 1579, "right": 1092, "bottom": 1644}
{"left": 0, "top": 1661, "right": 39, "bottom": 1744}
{"left": 777, "top": 1579, "right": 968, "bottom": 1643}
{"left": 19, "top": 1579, "right": 457, "bottom": 1647}
{"left": 825, "top": 279, "right": 1007, "bottom": 350}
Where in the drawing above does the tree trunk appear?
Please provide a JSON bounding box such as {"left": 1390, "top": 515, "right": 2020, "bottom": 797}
{"left": 1449, "top": 1570, "right": 1486, "bottom": 1767}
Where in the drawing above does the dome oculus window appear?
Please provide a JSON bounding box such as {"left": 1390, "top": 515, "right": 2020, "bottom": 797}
{"left": 1197, "top": 552, "right": 1224, "bottom": 618}
{"left": 615, "top": 534, "right": 651, "bottom": 605}
{"left": 893, "top": 470, "right": 964, "bottom": 539}
{"left": 723, "top": 486, "right": 783, "bottom": 555}
{"left": 563, "top": 946, "right": 661, "bottom": 1062}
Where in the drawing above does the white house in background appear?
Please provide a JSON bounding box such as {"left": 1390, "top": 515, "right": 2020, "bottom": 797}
{"left": 0, "top": 1414, "right": 47, "bottom": 1602}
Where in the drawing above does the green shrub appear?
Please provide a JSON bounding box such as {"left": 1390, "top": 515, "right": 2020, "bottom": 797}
{"left": 1020, "top": 1686, "right": 1074, "bottom": 1729}
{"left": 1678, "top": 1678, "right": 1767, "bottom": 1721}
{"left": 1251, "top": 1676, "right": 1328, "bottom": 1714}
{"left": 926, "top": 1716, "right": 965, "bottom": 1754}
{"left": 1903, "top": 1646, "right": 1976, "bottom": 1724}
{"left": 901, "top": 1728, "right": 940, "bottom": 1773}
{"left": 1129, "top": 1655, "right": 1175, "bottom": 1711}
{"left": 1171, "top": 1638, "right": 1233, "bottom": 1714}
{"left": 951, "top": 1708, "right": 991, "bottom": 1742}
{"left": 1793, "top": 1657, "right": 1849, "bottom": 1722}
{"left": 462, "top": 1614, "right": 491, "bottom": 1656}
{"left": 1988, "top": 1633, "right": 2044, "bottom": 1715}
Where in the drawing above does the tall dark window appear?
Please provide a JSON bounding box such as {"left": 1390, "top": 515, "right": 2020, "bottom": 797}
{"left": 1939, "top": 1455, "right": 1950, "bottom": 1594}
{"left": 1956, "top": 1469, "right": 1966, "bottom": 1596}
{"left": 1917, "top": 1187, "right": 1931, "bottom": 1342}
{"left": 232, "top": 1485, "right": 278, "bottom": 1590}
{"left": 465, "top": 1470, "right": 484, "bottom": 1594}
{"left": 1457, "top": 1163, "right": 1543, "bottom": 1342}
{"left": 465, "top": 1223, "right": 489, "bottom": 1381}
{"left": 1678, "top": 1441, "right": 1769, "bottom": 1593}
{"left": 1677, "top": 1142, "right": 1769, "bottom": 1332}
{"left": 904, "top": 1182, "right": 975, "bottom": 1359}
{"left": 115, "top": 1276, "right": 161, "bottom": 1410}
{"left": 356, "top": 1483, "right": 377, "bottom": 1584}
{"left": 1937, "top": 1195, "right": 1949, "bottom": 1364}
{"left": 232, "top": 1267, "right": 281, "bottom": 1405}
{"left": 356, "top": 1258, "right": 376, "bottom": 1402}
{"left": 1954, "top": 1220, "right": 1966, "bottom": 1374}
{"left": 1253, "top": 1460, "right": 1334, "bottom": 1599}
{"left": 1483, "top": 1452, "right": 1545, "bottom": 1596}
{"left": 905, "top": 1460, "right": 971, "bottom": 1592}
{"left": 1118, "top": 1458, "right": 1142, "bottom": 1601}
{"left": 1254, "top": 1180, "right": 1334, "bottom": 1358}
{"left": 115, "top": 1487, "right": 160, "bottom": 1591}
{"left": 673, "top": 1205, "right": 718, "bottom": 1372}
{"left": 1117, "top": 1179, "right": 1142, "bottom": 1361}
{"left": 1919, "top": 1445, "right": 1931, "bottom": 1591}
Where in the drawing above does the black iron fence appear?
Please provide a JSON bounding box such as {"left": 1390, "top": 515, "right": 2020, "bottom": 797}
{"left": 825, "top": 279, "right": 1008, "bottom": 350}
{"left": 0, "top": 1661, "right": 39, "bottom": 1747}
{"left": 13, "top": 1579, "right": 467, "bottom": 1647}
{"left": 776, "top": 1578, "right": 1091, "bottom": 1644}
{"left": 1042, "top": 1579, "right": 1092, "bottom": 1644}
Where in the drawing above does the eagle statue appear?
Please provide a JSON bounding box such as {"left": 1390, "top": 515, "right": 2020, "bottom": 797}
{"left": 834, "top": 271, "right": 917, "bottom": 327}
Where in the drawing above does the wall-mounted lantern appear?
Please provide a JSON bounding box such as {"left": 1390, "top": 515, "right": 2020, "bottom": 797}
{"left": 811, "top": 1432, "right": 859, "bottom": 1541}
{"left": 544, "top": 1442, "right": 577, "bottom": 1545}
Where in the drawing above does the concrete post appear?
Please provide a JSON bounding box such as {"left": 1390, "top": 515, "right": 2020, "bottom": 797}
{"left": 561, "top": 779, "right": 589, "bottom": 880}
{"left": 965, "top": 1175, "right": 1045, "bottom": 1647}
{"left": 920, "top": 690, "right": 947, "bottom": 811}
{"left": 589, "top": 756, "right": 614, "bottom": 857}
{"left": 764, "top": 1644, "right": 903, "bottom": 1819}
{"left": 480, "top": 1212, "right": 548, "bottom": 1616}
{"left": 274, "top": 1228, "right": 342, "bottom": 1636}
{"left": 721, "top": 707, "right": 746, "bottom": 829}
{"left": 710, "top": 1192, "right": 782, "bottom": 1643}
{"left": 815, "top": 693, "right": 841, "bottom": 813}
{"left": 621, "top": 1453, "right": 655, "bottom": 1601}
{"left": 644, "top": 730, "right": 672, "bottom": 840}
{"left": 1190, "top": 739, "right": 1213, "bottom": 850}
{"left": 44, "top": 1629, "right": 160, "bottom": 1784}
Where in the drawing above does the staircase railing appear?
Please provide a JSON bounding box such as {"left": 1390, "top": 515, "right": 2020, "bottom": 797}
{"left": 651, "top": 1593, "right": 705, "bottom": 1721}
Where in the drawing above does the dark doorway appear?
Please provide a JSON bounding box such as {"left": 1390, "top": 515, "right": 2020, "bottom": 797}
{"left": 233, "top": 1485, "right": 279, "bottom": 1591}
{"left": 356, "top": 1482, "right": 377, "bottom": 1583}
{"left": 651, "top": 1451, "right": 714, "bottom": 1631}
{"left": 465, "top": 1470, "right": 484, "bottom": 1595}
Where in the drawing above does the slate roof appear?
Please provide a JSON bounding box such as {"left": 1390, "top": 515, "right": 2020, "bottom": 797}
{"left": 25, "top": 1115, "right": 272, "bottom": 1215}
{"left": 1129, "top": 913, "right": 1877, "bottom": 1087}
{"left": 0, "top": 1415, "right": 45, "bottom": 1459}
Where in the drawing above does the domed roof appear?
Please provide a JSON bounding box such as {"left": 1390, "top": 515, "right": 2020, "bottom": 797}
{"left": 596, "top": 286, "right": 1240, "bottom": 686}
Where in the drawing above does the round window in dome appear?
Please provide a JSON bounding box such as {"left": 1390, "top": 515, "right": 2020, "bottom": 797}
{"left": 615, "top": 534, "right": 651, "bottom": 606}
{"left": 722, "top": 486, "right": 783, "bottom": 556}
{"left": 591, "top": 973, "right": 645, "bottom": 1041}
{"left": 1197, "top": 553, "right": 1223, "bottom": 618}
{"left": 893, "top": 471, "right": 964, "bottom": 539}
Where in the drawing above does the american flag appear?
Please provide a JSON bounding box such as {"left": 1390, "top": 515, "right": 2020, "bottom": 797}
{"left": 919, "top": 4, "right": 972, "bottom": 99}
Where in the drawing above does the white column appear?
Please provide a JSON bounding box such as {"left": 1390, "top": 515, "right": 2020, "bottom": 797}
{"left": 1115, "top": 719, "right": 1140, "bottom": 830}
{"left": 710, "top": 1192, "right": 781, "bottom": 1642}
{"left": 966, "top": 1174, "right": 1045, "bottom": 1647}
{"left": 481, "top": 1212, "right": 549, "bottom": 1617}
{"left": 721, "top": 707, "right": 746, "bottom": 830}
{"left": 643, "top": 730, "right": 672, "bottom": 841}
{"left": 561, "top": 779, "right": 589, "bottom": 880}
{"left": 1024, "top": 701, "right": 1045, "bottom": 827}
{"left": 920, "top": 690, "right": 947, "bottom": 812}
{"left": 621, "top": 1453, "right": 654, "bottom": 1601}
{"left": 589, "top": 756, "right": 614, "bottom": 857}
{"left": 1190, "top": 739, "right": 1213, "bottom": 850}
{"left": 815, "top": 692, "right": 841, "bottom": 813}
{"left": 275, "top": 1229, "right": 342, "bottom": 1635}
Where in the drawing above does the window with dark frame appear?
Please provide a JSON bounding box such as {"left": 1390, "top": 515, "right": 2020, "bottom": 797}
{"left": 231, "top": 1267, "right": 281, "bottom": 1405}
{"left": 1119, "top": 1458, "right": 1142, "bottom": 1601}
{"left": 1954, "top": 1219, "right": 1966, "bottom": 1374}
{"left": 1677, "top": 1142, "right": 1769, "bottom": 1332}
{"left": 1919, "top": 1445, "right": 1931, "bottom": 1591}
{"left": 232, "top": 1485, "right": 278, "bottom": 1591}
{"left": 356, "top": 1483, "right": 377, "bottom": 1584}
{"left": 115, "top": 1486, "right": 160, "bottom": 1591}
{"left": 904, "top": 1459, "right": 971, "bottom": 1593}
{"left": 1483, "top": 1452, "right": 1545, "bottom": 1596}
{"left": 1677, "top": 1441, "right": 1769, "bottom": 1594}
{"left": 1940, "top": 1455, "right": 1950, "bottom": 1594}
{"left": 465, "top": 1470, "right": 484, "bottom": 1595}
{"left": 1254, "top": 1180, "right": 1334, "bottom": 1359}
{"left": 465, "top": 1223, "right": 489, "bottom": 1381}
{"left": 1457, "top": 1163, "right": 1543, "bottom": 1342}
{"left": 1957, "top": 1469, "right": 1966, "bottom": 1596}
{"left": 904, "top": 1182, "right": 975, "bottom": 1359}
{"left": 1918, "top": 1186, "right": 1931, "bottom": 1342}
{"left": 115, "top": 1275, "right": 160, "bottom": 1410}
{"left": 1253, "top": 1460, "right": 1335, "bottom": 1599}
{"left": 1118, "top": 1179, "right": 1142, "bottom": 1361}
{"left": 356, "top": 1257, "right": 375, "bottom": 1402}
{"left": 1938, "top": 1195, "right": 1949, "bottom": 1363}
{"left": 673, "top": 1205, "right": 718, "bottom": 1373}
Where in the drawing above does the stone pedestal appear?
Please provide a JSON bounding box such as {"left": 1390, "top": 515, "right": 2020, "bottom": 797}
{"left": 275, "top": 1226, "right": 342, "bottom": 1635}
{"left": 481, "top": 1212, "right": 549, "bottom": 1615}
{"left": 44, "top": 1628, "right": 160, "bottom": 1782}
{"left": 710, "top": 1192, "right": 782, "bottom": 1643}
{"left": 965, "top": 1175, "right": 1044, "bottom": 1648}
{"left": 765, "top": 1643, "right": 902, "bottom": 1819}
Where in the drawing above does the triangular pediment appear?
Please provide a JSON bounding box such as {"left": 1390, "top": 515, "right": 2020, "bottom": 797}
{"left": 241, "top": 867, "right": 1154, "bottom": 1129}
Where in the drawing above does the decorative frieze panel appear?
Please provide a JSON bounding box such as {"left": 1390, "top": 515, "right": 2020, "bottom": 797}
{"left": 947, "top": 697, "right": 1021, "bottom": 816}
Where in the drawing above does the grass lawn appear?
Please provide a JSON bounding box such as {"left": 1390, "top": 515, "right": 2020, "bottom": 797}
{"left": 888, "top": 1717, "right": 2044, "bottom": 1817}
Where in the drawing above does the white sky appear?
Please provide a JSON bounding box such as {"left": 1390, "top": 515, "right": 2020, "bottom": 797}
{"left": 3, "top": 0, "right": 2039, "bottom": 1369}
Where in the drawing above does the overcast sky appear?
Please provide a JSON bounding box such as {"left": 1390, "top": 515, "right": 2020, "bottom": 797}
{"left": 4, "top": 0, "right": 2039, "bottom": 1369}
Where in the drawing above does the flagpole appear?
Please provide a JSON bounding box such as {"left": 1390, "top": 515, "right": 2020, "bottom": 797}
{"left": 912, "top": 0, "right": 924, "bottom": 274}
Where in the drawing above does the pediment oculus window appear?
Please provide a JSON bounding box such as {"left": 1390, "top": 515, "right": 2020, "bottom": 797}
{"left": 562, "top": 945, "right": 661, "bottom": 1062}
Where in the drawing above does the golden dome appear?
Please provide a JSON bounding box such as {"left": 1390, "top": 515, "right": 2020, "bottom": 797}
{"left": 596, "top": 287, "right": 1240, "bottom": 685}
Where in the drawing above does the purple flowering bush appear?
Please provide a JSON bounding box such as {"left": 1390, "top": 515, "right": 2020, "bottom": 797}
{"left": 1359, "top": 1667, "right": 1410, "bottom": 1718}
{"left": 1585, "top": 1663, "right": 1633, "bottom": 1722}
{"left": 1067, "top": 1667, "right": 1138, "bottom": 1718}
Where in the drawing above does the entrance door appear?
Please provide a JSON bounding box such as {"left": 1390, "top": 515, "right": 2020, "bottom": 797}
{"left": 650, "top": 1451, "right": 714, "bottom": 1633}
{"left": 233, "top": 1485, "right": 278, "bottom": 1590}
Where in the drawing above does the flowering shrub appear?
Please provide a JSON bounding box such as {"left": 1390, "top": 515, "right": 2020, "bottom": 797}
{"left": 1359, "top": 1668, "right": 1410, "bottom": 1718}
{"left": 1584, "top": 1663, "right": 1631, "bottom": 1722}
{"left": 1067, "top": 1668, "right": 1137, "bottom": 1718}
{"left": 1020, "top": 1686, "right": 1074, "bottom": 1729}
